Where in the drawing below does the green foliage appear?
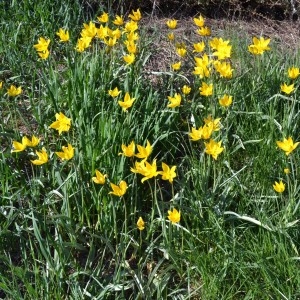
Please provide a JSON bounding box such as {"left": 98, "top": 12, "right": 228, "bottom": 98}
{"left": 1, "top": 1, "right": 300, "bottom": 299}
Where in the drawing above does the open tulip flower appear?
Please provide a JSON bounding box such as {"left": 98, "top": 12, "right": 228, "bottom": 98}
{"left": 204, "top": 139, "right": 224, "bottom": 160}
{"left": 7, "top": 85, "right": 22, "bottom": 97}
{"left": 288, "top": 67, "right": 300, "bottom": 79}
{"left": 128, "top": 8, "right": 142, "bottom": 22}
{"left": 167, "top": 93, "right": 181, "bottom": 108}
{"left": 109, "top": 180, "right": 128, "bottom": 197}
{"left": 55, "top": 143, "right": 74, "bottom": 161}
{"left": 280, "top": 83, "right": 295, "bottom": 95}
{"left": 92, "top": 170, "right": 107, "bottom": 185}
{"left": 49, "top": 112, "right": 71, "bottom": 135}
{"left": 34, "top": 37, "right": 50, "bottom": 52}
{"left": 135, "top": 140, "right": 152, "bottom": 159}
{"left": 11, "top": 137, "right": 28, "bottom": 153}
{"left": 159, "top": 162, "right": 177, "bottom": 183}
{"left": 273, "top": 180, "right": 285, "bottom": 193}
{"left": 118, "top": 92, "right": 135, "bottom": 111}
{"left": 276, "top": 137, "right": 299, "bottom": 156}
{"left": 199, "top": 82, "right": 213, "bottom": 96}
{"left": 56, "top": 28, "right": 70, "bottom": 42}
{"left": 167, "top": 208, "right": 181, "bottom": 224}
{"left": 166, "top": 19, "right": 177, "bottom": 29}
{"left": 119, "top": 141, "right": 135, "bottom": 157}
{"left": 31, "top": 148, "right": 48, "bottom": 165}
{"left": 248, "top": 36, "right": 270, "bottom": 55}
{"left": 193, "top": 15, "right": 205, "bottom": 27}
{"left": 108, "top": 87, "right": 121, "bottom": 97}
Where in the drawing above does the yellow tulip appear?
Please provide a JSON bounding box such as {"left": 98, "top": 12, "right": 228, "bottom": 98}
{"left": 55, "top": 144, "right": 74, "bottom": 161}
{"left": 166, "top": 19, "right": 177, "bottom": 29}
{"left": 118, "top": 92, "right": 135, "bottom": 111}
{"left": 276, "top": 137, "right": 299, "bottom": 156}
{"left": 219, "top": 94, "right": 233, "bottom": 107}
{"left": 135, "top": 140, "right": 152, "bottom": 159}
{"left": 137, "top": 217, "right": 145, "bottom": 230}
{"left": 31, "top": 147, "right": 48, "bottom": 165}
{"left": 56, "top": 28, "right": 70, "bottom": 42}
{"left": 199, "top": 82, "right": 213, "bottom": 96}
{"left": 7, "top": 85, "right": 22, "bottom": 97}
{"left": 159, "top": 162, "right": 177, "bottom": 183}
{"left": 119, "top": 141, "right": 135, "bottom": 157}
{"left": 92, "top": 170, "right": 107, "bottom": 185}
{"left": 273, "top": 180, "right": 285, "bottom": 193}
{"left": 167, "top": 208, "right": 180, "bottom": 224}
{"left": 108, "top": 87, "right": 121, "bottom": 97}
{"left": 167, "top": 93, "right": 181, "bottom": 108}
{"left": 97, "top": 12, "right": 109, "bottom": 23}
{"left": 49, "top": 112, "right": 71, "bottom": 135}
{"left": 109, "top": 180, "right": 127, "bottom": 197}
{"left": 280, "top": 83, "right": 295, "bottom": 95}
{"left": 128, "top": 9, "right": 142, "bottom": 22}
{"left": 204, "top": 139, "right": 224, "bottom": 160}
{"left": 248, "top": 36, "right": 270, "bottom": 55}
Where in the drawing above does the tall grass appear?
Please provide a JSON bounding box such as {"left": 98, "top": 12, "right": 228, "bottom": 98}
{"left": 0, "top": 1, "right": 299, "bottom": 299}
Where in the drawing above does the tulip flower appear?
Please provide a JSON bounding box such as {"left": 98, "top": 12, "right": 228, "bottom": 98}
{"left": 159, "top": 163, "right": 177, "bottom": 183}
{"left": 118, "top": 92, "right": 135, "bottom": 111}
{"left": 137, "top": 217, "right": 145, "bottom": 230}
{"left": 204, "top": 139, "right": 224, "bottom": 160}
{"left": 49, "top": 112, "right": 71, "bottom": 135}
{"left": 219, "top": 94, "right": 233, "bottom": 107}
{"left": 109, "top": 180, "right": 127, "bottom": 197}
{"left": 55, "top": 144, "right": 74, "bottom": 160}
{"left": 167, "top": 208, "right": 181, "bottom": 224}
{"left": 7, "top": 85, "right": 22, "bottom": 97}
{"left": 199, "top": 82, "right": 213, "bottom": 96}
{"left": 135, "top": 140, "right": 152, "bottom": 159}
{"left": 273, "top": 180, "right": 285, "bottom": 193}
{"left": 166, "top": 19, "right": 177, "bottom": 29}
{"left": 280, "top": 83, "right": 295, "bottom": 95}
{"left": 119, "top": 141, "right": 135, "bottom": 157}
{"left": 276, "top": 137, "right": 299, "bottom": 156}
{"left": 248, "top": 36, "right": 270, "bottom": 55}
{"left": 31, "top": 148, "right": 48, "bottom": 165}
{"left": 167, "top": 93, "right": 181, "bottom": 108}
{"left": 56, "top": 28, "right": 70, "bottom": 42}
{"left": 92, "top": 170, "right": 107, "bottom": 185}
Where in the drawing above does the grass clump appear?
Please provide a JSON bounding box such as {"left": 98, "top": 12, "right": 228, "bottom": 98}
{"left": 1, "top": 2, "right": 300, "bottom": 299}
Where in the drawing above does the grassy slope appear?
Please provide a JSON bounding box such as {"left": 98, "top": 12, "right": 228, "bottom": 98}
{"left": 0, "top": 1, "right": 300, "bottom": 299}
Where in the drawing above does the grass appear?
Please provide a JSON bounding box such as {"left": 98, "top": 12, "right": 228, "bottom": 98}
{"left": 1, "top": 1, "right": 300, "bottom": 299}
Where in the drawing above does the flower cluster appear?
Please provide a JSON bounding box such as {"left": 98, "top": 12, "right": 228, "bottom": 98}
{"left": 91, "top": 139, "right": 179, "bottom": 231}
{"left": 118, "top": 140, "right": 177, "bottom": 184}
{"left": 280, "top": 66, "right": 300, "bottom": 95}
{"left": 165, "top": 14, "right": 234, "bottom": 122}
{"left": 189, "top": 116, "right": 224, "bottom": 160}
{"left": 72, "top": 8, "right": 141, "bottom": 66}
{"left": 32, "top": 9, "right": 141, "bottom": 66}
{"left": 8, "top": 8, "right": 299, "bottom": 246}
{"left": 11, "top": 112, "right": 74, "bottom": 165}
{"left": 108, "top": 87, "right": 136, "bottom": 111}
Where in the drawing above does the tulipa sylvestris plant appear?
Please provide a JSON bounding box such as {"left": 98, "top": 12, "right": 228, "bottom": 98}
{"left": 3, "top": 5, "right": 300, "bottom": 299}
